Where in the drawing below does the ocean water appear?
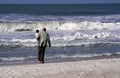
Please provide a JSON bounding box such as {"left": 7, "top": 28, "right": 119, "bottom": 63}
{"left": 0, "top": 4, "right": 120, "bottom": 65}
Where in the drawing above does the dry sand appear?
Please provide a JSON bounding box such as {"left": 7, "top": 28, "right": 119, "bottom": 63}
{"left": 0, "top": 58, "right": 120, "bottom": 78}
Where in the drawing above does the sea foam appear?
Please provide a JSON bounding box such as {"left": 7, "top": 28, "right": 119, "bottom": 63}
{"left": 0, "top": 14, "right": 120, "bottom": 32}
{"left": 0, "top": 21, "right": 120, "bottom": 32}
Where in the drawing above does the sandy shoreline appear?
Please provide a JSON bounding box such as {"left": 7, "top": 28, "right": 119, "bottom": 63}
{"left": 1, "top": 54, "right": 120, "bottom": 66}
{"left": 0, "top": 57, "right": 120, "bottom": 78}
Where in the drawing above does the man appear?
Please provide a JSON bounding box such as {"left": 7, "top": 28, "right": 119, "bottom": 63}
{"left": 37, "top": 28, "right": 51, "bottom": 63}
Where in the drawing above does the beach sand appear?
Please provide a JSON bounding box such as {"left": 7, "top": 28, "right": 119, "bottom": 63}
{"left": 0, "top": 58, "right": 120, "bottom": 78}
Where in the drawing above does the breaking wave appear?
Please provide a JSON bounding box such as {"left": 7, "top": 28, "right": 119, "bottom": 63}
{"left": 0, "top": 21, "right": 120, "bottom": 32}
{"left": 0, "top": 14, "right": 120, "bottom": 32}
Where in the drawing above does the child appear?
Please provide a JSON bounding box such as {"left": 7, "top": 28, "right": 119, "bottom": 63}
{"left": 35, "top": 30, "right": 40, "bottom": 44}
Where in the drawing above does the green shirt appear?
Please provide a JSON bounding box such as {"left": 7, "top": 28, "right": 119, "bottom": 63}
{"left": 38, "top": 31, "right": 51, "bottom": 47}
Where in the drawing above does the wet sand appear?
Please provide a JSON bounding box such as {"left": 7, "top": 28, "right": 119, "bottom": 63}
{"left": 0, "top": 57, "right": 120, "bottom": 78}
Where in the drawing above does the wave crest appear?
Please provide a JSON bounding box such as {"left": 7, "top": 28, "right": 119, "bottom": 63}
{"left": 0, "top": 14, "right": 120, "bottom": 32}
{"left": 0, "top": 21, "right": 120, "bottom": 32}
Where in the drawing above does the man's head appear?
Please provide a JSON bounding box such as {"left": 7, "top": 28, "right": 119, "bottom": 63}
{"left": 42, "top": 28, "right": 46, "bottom": 31}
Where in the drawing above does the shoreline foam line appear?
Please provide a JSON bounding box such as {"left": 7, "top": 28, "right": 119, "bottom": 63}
{"left": 0, "top": 54, "right": 120, "bottom": 66}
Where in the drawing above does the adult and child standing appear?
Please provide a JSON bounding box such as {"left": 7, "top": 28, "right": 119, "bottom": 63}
{"left": 35, "top": 28, "right": 51, "bottom": 64}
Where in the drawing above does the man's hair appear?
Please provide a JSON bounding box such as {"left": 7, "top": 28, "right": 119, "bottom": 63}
{"left": 42, "top": 28, "right": 46, "bottom": 31}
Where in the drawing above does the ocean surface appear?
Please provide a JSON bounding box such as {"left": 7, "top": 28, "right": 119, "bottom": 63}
{"left": 0, "top": 4, "right": 120, "bottom": 65}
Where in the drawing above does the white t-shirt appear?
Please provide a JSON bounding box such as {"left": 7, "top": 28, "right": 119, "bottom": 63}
{"left": 35, "top": 33, "right": 40, "bottom": 39}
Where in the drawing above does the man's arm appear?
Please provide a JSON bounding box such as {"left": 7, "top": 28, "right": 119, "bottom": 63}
{"left": 47, "top": 34, "right": 51, "bottom": 47}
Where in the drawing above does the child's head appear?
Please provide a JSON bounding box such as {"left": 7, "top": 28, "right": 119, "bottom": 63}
{"left": 36, "top": 30, "right": 39, "bottom": 33}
